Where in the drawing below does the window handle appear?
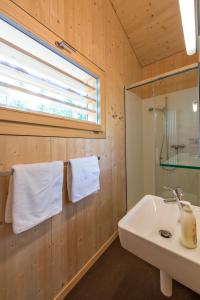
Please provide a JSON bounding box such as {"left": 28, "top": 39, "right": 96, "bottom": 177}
{"left": 55, "top": 40, "right": 76, "bottom": 53}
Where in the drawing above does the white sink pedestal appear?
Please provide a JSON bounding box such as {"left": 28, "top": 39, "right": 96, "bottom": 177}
{"left": 160, "top": 270, "right": 172, "bottom": 297}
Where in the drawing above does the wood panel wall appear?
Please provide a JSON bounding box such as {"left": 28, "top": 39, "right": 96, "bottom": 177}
{"left": 142, "top": 51, "right": 197, "bottom": 79}
{"left": 129, "top": 51, "right": 198, "bottom": 100}
{"left": 132, "top": 67, "right": 198, "bottom": 99}
{"left": 0, "top": 1, "right": 142, "bottom": 299}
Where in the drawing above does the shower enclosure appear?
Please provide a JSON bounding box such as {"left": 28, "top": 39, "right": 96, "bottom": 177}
{"left": 125, "top": 64, "right": 200, "bottom": 208}
{"left": 153, "top": 67, "right": 200, "bottom": 205}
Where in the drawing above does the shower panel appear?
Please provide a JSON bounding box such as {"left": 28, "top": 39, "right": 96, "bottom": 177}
{"left": 153, "top": 67, "right": 200, "bottom": 205}
{"left": 126, "top": 64, "right": 200, "bottom": 207}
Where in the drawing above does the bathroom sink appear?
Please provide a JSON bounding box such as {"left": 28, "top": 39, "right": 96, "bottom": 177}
{"left": 118, "top": 195, "right": 200, "bottom": 297}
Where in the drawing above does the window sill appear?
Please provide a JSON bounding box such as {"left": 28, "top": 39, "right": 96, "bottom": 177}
{"left": 0, "top": 120, "right": 106, "bottom": 139}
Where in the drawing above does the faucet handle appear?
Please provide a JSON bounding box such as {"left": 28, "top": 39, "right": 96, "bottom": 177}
{"left": 162, "top": 186, "right": 179, "bottom": 198}
{"left": 174, "top": 187, "right": 184, "bottom": 201}
{"left": 163, "top": 186, "right": 184, "bottom": 201}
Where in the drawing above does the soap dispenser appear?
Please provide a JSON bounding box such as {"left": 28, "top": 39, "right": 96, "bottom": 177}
{"left": 180, "top": 201, "right": 197, "bottom": 249}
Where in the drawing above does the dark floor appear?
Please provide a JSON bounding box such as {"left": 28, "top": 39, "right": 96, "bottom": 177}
{"left": 65, "top": 238, "right": 199, "bottom": 300}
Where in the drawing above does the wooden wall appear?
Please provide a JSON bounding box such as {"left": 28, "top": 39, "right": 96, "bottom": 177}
{"left": 0, "top": 1, "right": 142, "bottom": 300}
{"left": 142, "top": 51, "right": 197, "bottom": 79}
{"left": 129, "top": 51, "right": 198, "bottom": 99}
{"left": 132, "top": 66, "right": 198, "bottom": 99}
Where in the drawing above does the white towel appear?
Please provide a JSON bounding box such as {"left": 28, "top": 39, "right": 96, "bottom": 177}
{"left": 67, "top": 156, "right": 100, "bottom": 203}
{"left": 5, "top": 161, "right": 64, "bottom": 234}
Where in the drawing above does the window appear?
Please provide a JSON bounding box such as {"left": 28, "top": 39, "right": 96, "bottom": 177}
{"left": 0, "top": 13, "right": 105, "bottom": 137}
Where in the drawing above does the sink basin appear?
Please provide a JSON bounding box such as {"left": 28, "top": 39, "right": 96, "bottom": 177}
{"left": 118, "top": 195, "right": 200, "bottom": 297}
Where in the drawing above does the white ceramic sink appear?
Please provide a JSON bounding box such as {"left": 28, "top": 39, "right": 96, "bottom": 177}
{"left": 118, "top": 195, "right": 200, "bottom": 297}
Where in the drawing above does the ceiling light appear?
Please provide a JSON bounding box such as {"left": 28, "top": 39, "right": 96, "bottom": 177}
{"left": 179, "top": 0, "right": 197, "bottom": 55}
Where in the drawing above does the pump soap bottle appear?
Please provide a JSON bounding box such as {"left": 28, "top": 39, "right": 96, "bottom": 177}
{"left": 180, "top": 201, "right": 197, "bottom": 249}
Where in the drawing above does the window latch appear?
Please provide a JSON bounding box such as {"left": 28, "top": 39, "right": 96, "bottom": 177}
{"left": 55, "top": 40, "right": 77, "bottom": 53}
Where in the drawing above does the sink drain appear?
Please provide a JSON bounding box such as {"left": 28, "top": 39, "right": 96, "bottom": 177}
{"left": 159, "top": 229, "right": 172, "bottom": 238}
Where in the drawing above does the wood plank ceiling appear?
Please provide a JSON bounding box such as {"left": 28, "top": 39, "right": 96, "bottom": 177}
{"left": 110, "top": 0, "right": 185, "bottom": 66}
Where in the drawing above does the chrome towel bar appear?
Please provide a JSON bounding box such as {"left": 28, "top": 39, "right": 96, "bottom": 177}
{"left": 0, "top": 156, "right": 101, "bottom": 177}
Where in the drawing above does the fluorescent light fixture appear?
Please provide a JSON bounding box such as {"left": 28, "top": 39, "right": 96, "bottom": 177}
{"left": 192, "top": 100, "right": 198, "bottom": 112}
{"left": 179, "top": 0, "right": 196, "bottom": 55}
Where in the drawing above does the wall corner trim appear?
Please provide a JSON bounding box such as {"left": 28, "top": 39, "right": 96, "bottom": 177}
{"left": 54, "top": 230, "right": 119, "bottom": 300}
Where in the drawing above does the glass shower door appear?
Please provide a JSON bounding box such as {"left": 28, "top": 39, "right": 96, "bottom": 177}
{"left": 154, "top": 67, "right": 200, "bottom": 205}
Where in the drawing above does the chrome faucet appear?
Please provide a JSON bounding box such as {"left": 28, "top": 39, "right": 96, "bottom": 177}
{"left": 162, "top": 186, "right": 184, "bottom": 212}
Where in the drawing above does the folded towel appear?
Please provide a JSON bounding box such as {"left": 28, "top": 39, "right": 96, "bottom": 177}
{"left": 5, "top": 161, "right": 64, "bottom": 234}
{"left": 67, "top": 156, "right": 100, "bottom": 203}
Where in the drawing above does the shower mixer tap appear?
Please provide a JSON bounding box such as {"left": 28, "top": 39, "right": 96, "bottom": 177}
{"left": 171, "top": 144, "right": 185, "bottom": 150}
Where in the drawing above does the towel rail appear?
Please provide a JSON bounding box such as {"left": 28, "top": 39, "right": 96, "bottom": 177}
{"left": 0, "top": 170, "right": 14, "bottom": 177}
{"left": 0, "top": 156, "right": 101, "bottom": 177}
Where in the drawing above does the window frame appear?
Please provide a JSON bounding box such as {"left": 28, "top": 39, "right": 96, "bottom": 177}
{"left": 0, "top": 1, "right": 106, "bottom": 138}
